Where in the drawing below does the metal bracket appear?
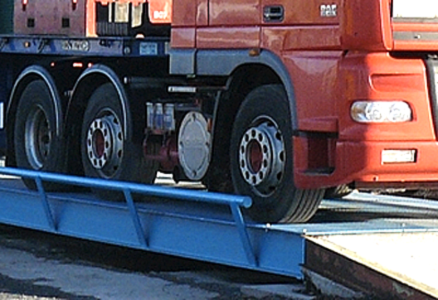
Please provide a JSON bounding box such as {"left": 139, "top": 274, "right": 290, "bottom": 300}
{"left": 37, "top": 39, "right": 49, "bottom": 53}
{"left": 0, "top": 38, "right": 8, "bottom": 51}
{"left": 35, "top": 176, "right": 57, "bottom": 231}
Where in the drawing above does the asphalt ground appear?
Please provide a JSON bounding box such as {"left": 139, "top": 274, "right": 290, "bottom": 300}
{"left": 0, "top": 213, "right": 314, "bottom": 300}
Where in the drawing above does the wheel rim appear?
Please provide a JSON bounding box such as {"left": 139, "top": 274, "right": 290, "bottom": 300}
{"left": 238, "top": 117, "right": 285, "bottom": 196}
{"left": 25, "top": 105, "right": 51, "bottom": 169}
{"left": 86, "top": 109, "right": 123, "bottom": 177}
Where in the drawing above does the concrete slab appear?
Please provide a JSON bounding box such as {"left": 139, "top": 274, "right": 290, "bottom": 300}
{"left": 307, "top": 232, "right": 438, "bottom": 299}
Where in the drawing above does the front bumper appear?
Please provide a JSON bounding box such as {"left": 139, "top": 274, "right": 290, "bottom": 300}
{"left": 295, "top": 140, "right": 438, "bottom": 190}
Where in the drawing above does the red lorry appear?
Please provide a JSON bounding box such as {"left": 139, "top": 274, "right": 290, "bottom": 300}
{"left": 0, "top": 0, "right": 437, "bottom": 223}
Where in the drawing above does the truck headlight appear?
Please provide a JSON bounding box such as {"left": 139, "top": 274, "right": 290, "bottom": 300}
{"left": 350, "top": 101, "right": 412, "bottom": 123}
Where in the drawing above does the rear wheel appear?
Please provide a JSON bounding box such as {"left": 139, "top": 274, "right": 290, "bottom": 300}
{"left": 230, "top": 84, "right": 324, "bottom": 223}
{"left": 81, "top": 83, "right": 157, "bottom": 199}
{"left": 13, "top": 80, "right": 65, "bottom": 190}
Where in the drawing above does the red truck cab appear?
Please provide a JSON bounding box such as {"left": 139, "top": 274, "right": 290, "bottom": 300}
{"left": 168, "top": 0, "right": 438, "bottom": 218}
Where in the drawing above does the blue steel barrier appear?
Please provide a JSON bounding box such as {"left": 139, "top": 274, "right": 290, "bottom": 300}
{"left": 0, "top": 167, "right": 251, "bottom": 207}
{"left": 0, "top": 167, "right": 258, "bottom": 267}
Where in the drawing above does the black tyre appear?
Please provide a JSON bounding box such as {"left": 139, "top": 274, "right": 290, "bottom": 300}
{"left": 81, "top": 83, "right": 157, "bottom": 199}
{"left": 324, "top": 184, "right": 352, "bottom": 199}
{"left": 230, "top": 84, "right": 324, "bottom": 223}
{"left": 14, "top": 80, "right": 65, "bottom": 190}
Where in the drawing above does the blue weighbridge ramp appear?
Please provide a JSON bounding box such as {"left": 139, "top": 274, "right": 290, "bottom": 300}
{"left": 0, "top": 167, "right": 437, "bottom": 299}
{"left": 0, "top": 167, "right": 305, "bottom": 278}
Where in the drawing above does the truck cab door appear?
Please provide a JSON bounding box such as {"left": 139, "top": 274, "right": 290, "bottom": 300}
{"left": 260, "top": 0, "right": 341, "bottom": 51}
{"left": 196, "top": 0, "right": 261, "bottom": 48}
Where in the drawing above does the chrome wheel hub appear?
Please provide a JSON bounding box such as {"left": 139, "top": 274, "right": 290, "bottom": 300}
{"left": 86, "top": 112, "right": 123, "bottom": 173}
{"left": 25, "top": 106, "right": 51, "bottom": 169}
{"left": 238, "top": 118, "right": 285, "bottom": 195}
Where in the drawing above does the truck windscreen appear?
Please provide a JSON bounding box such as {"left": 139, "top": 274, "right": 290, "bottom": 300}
{"left": 393, "top": 0, "right": 438, "bottom": 20}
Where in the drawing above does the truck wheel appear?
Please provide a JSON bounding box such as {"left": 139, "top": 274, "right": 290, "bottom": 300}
{"left": 14, "top": 80, "right": 65, "bottom": 190}
{"left": 230, "top": 84, "right": 324, "bottom": 223}
{"left": 81, "top": 83, "right": 157, "bottom": 199}
{"left": 324, "top": 184, "right": 352, "bottom": 199}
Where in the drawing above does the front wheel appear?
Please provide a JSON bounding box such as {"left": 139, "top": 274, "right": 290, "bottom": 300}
{"left": 81, "top": 83, "right": 158, "bottom": 199}
{"left": 230, "top": 84, "right": 324, "bottom": 223}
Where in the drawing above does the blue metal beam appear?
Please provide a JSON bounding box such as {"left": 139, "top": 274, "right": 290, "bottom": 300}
{"left": 0, "top": 35, "right": 169, "bottom": 57}
{"left": 0, "top": 167, "right": 306, "bottom": 278}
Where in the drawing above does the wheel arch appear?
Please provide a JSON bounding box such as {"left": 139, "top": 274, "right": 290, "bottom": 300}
{"left": 67, "top": 64, "right": 131, "bottom": 138}
{"left": 207, "top": 56, "right": 296, "bottom": 190}
{"left": 172, "top": 48, "right": 298, "bottom": 130}
{"left": 65, "top": 64, "right": 133, "bottom": 176}
{"left": 214, "top": 63, "right": 285, "bottom": 136}
{"left": 211, "top": 63, "right": 284, "bottom": 161}
{"left": 195, "top": 49, "right": 299, "bottom": 183}
{"left": 6, "top": 65, "right": 63, "bottom": 167}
